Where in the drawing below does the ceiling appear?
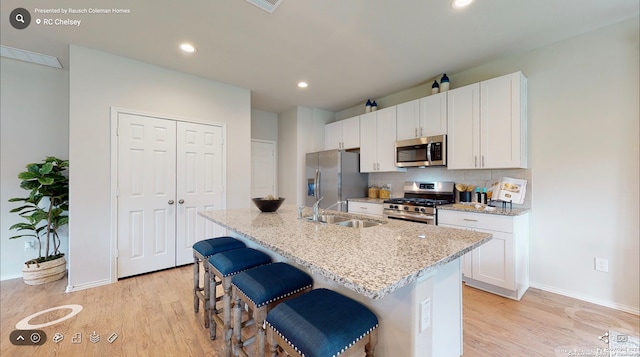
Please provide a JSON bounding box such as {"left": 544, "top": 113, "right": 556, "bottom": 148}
{"left": 1, "top": 0, "right": 638, "bottom": 114}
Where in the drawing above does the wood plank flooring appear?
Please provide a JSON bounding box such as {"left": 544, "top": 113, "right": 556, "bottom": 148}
{"left": 1, "top": 265, "right": 638, "bottom": 356}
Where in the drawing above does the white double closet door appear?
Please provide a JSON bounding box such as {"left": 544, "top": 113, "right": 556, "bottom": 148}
{"left": 117, "top": 112, "right": 225, "bottom": 278}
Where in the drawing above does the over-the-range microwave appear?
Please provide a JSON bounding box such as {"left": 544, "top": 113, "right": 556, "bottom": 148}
{"left": 395, "top": 134, "right": 447, "bottom": 167}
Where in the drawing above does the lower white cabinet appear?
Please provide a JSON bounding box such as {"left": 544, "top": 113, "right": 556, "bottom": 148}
{"left": 438, "top": 210, "right": 529, "bottom": 300}
{"left": 347, "top": 201, "right": 384, "bottom": 218}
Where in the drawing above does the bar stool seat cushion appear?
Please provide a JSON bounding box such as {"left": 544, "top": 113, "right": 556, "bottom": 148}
{"left": 193, "top": 237, "right": 245, "bottom": 257}
{"left": 232, "top": 262, "right": 313, "bottom": 308}
{"left": 209, "top": 248, "right": 272, "bottom": 277}
{"left": 266, "top": 288, "right": 379, "bottom": 357}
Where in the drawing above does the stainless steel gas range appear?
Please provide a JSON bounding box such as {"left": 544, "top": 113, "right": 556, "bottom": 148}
{"left": 382, "top": 181, "right": 455, "bottom": 225}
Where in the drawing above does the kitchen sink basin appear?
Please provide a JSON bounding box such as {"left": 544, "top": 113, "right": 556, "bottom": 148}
{"left": 334, "top": 219, "right": 384, "bottom": 228}
{"left": 305, "top": 215, "right": 385, "bottom": 228}
{"left": 305, "top": 214, "right": 351, "bottom": 224}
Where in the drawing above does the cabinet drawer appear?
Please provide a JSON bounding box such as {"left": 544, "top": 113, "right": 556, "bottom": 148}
{"left": 438, "top": 210, "right": 514, "bottom": 233}
{"left": 348, "top": 201, "right": 383, "bottom": 217}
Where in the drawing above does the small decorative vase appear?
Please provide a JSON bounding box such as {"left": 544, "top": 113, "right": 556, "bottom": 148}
{"left": 440, "top": 74, "right": 450, "bottom": 92}
{"left": 431, "top": 80, "right": 440, "bottom": 94}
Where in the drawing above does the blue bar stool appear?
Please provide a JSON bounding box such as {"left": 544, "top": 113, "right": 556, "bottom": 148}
{"left": 266, "top": 288, "right": 379, "bottom": 357}
{"left": 207, "top": 248, "right": 272, "bottom": 353}
{"left": 192, "top": 237, "right": 246, "bottom": 329}
{"left": 231, "top": 262, "right": 313, "bottom": 357}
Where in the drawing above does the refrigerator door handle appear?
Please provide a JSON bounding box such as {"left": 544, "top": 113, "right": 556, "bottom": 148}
{"left": 315, "top": 169, "right": 321, "bottom": 201}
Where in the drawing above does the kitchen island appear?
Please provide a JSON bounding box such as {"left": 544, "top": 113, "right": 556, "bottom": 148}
{"left": 199, "top": 205, "right": 492, "bottom": 357}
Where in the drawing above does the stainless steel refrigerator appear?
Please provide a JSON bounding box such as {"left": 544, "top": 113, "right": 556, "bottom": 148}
{"left": 305, "top": 150, "right": 368, "bottom": 212}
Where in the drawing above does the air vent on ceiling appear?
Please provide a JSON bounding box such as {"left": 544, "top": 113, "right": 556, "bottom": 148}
{"left": 0, "top": 45, "right": 62, "bottom": 69}
{"left": 246, "top": 0, "right": 283, "bottom": 13}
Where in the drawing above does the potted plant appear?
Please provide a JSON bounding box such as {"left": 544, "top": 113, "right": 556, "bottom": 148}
{"left": 8, "top": 156, "right": 69, "bottom": 285}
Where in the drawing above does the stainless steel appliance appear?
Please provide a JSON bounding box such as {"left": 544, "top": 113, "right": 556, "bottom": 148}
{"left": 306, "top": 150, "right": 368, "bottom": 212}
{"left": 383, "top": 181, "right": 455, "bottom": 224}
{"left": 395, "top": 134, "right": 447, "bottom": 167}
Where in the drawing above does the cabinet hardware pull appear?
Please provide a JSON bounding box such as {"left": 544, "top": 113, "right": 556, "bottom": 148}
{"left": 463, "top": 218, "right": 478, "bottom": 222}
{"left": 415, "top": 128, "right": 418, "bottom": 137}
{"left": 360, "top": 207, "right": 368, "bottom": 210}
{"left": 482, "top": 155, "right": 485, "bottom": 167}
{"left": 168, "top": 200, "right": 175, "bottom": 205}
{"left": 474, "top": 156, "right": 477, "bottom": 168}
{"left": 178, "top": 199, "right": 184, "bottom": 204}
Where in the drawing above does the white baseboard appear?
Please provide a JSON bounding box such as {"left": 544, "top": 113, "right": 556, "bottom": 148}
{"left": 530, "top": 282, "right": 639, "bottom": 316}
{"left": 66, "top": 278, "right": 112, "bottom": 293}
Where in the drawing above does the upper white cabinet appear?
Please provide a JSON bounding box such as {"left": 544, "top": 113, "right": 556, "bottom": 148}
{"left": 325, "top": 116, "right": 360, "bottom": 150}
{"left": 447, "top": 71, "right": 527, "bottom": 169}
{"left": 396, "top": 92, "right": 447, "bottom": 140}
{"left": 360, "top": 107, "right": 405, "bottom": 173}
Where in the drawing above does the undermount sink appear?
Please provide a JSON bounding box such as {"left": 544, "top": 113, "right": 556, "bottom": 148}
{"left": 306, "top": 214, "right": 351, "bottom": 224}
{"left": 306, "top": 215, "right": 385, "bottom": 228}
{"left": 334, "top": 219, "right": 384, "bottom": 228}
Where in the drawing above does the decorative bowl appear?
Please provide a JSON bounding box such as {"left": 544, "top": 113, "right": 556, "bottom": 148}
{"left": 251, "top": 197, "right": 285, "bottom": 212}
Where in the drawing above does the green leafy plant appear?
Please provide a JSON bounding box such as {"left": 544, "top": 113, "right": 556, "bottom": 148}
{"left": 8, "top": 156, "right": 69, "bottom": 265}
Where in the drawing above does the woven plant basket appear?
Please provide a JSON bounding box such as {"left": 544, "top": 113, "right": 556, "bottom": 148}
{"left": 22, "top": 256, "right": 66, "bottom": 285}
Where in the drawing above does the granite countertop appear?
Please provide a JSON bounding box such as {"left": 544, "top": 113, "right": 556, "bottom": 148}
{"left": 438, "top": 203, "right": 530, "bottom": 216}
{"left": 347, "top": 197, "right": 386, "bottom": 204}
{"left": 199, "top": 204, "right": 492, "bottom": 300}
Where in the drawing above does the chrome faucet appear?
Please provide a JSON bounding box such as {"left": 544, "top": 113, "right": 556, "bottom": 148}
{"left": 312, "top": 196, "right": 323, "bottom": 221}
{"left": 322, "top": 200, "right": 346, "bottom": 215}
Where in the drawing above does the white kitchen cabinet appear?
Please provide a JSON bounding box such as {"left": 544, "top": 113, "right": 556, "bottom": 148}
{"left": 347, "top": 201, "right": 384, "bottom": 218}
{"left": 360, "top": 107, "right": 406, "bottom": 173}
{"left": 447, "top": 71, "right": 527, "bottom": 169}
{"left": 438, "top": 209, "right": 529, "bottom": 300}
{"left": 396, "top": 99, "right": 420, "bottom": 140}
{"left": 325, "top": 116, "right": 360, "bottom": 150}
{"left": 396, "top": 92, "right": 447, "bottom": 141}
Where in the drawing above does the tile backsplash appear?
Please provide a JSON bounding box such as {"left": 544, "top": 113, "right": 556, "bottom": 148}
{"left": 368, "top": 167, "right": 532, "bottom": 207}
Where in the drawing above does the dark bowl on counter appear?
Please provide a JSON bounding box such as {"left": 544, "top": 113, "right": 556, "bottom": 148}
{"left": 251, "top": 197, "right": 286, "bottom": 212}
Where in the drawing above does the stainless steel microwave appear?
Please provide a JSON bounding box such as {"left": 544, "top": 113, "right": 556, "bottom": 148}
{"left": 395, "top": 135, "right": 447, "bottom": 167}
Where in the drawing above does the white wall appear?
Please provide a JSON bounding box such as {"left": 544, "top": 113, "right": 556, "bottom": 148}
{"left": 68, "top": 45, "right": 251, "bottom": 291}
{"left": 251, "top": 109, "right": 278, "bottom": 141}
{"left": 277, "top": 106, "right": 332, "bottom": 206}
{"left": 449, "top": 17, "right": 639, "bottom": 313}
{"left": 0, "top": 58, "right": 70, "bottom": 280}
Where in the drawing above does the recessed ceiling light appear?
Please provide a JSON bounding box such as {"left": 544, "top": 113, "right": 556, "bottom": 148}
{"left": 297, "top": 82, "right": 308, "bottom": 88}
{"left": 180, "top": 43, "right": 196, "bottom": 53}
{"left": 451, "top": 0, "right": 473, "bottom": 9}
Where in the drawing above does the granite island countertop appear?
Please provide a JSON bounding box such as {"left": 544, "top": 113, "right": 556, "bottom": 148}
{"left": 438, "top": 203, "right": 530, "bottom": 216}
{"left": 199, "top": 205, "right": 492, "bottom": 300}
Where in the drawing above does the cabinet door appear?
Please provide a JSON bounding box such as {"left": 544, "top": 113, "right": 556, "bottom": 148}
{"left": 471, "top": 229, "right": 515, "bottom": 290}
{"left": 420, "top": 92, "right": 447, "bottom": 136}
{"left": 396, "top": 99, "right": 420, "bottom": 140}
{"left": 447, "top": 83, "right": 480, "bottom": 169}
{"left": 324, "top": 121, "right": 342, "bottom": 150}
{"left": 375, "top": 107, "right": 398, "bottom": 171}
{"left": 347, "top": 201, "right": 384, "bottom": 218}
{"left": 480, "top": 72, "right": 525, "bottom": 169}
{"left": 341, "top": 116, "right": 360, "bottom": 150}
{"left": 359, "top": 112, "right": 377, "bottom": 173}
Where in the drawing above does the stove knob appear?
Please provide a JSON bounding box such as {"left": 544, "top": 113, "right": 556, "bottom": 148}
{"left": 420, "top": 207, "right": 426, "bottom": 213}
{"left": 403, "top": 206, "right": 409, "bottom": 211}
{"left": 392, "top": 205, "right": 398, "bottom": 209}
{"left": 414, "top": 207, "right": 420, "bottom": 212}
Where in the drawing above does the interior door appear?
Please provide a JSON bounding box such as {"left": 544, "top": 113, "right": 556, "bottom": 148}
{"left": 251, "top": 140, "right": 276, "bottom": 198}
{"left": 117, "top": 113, "right": 177, "bottom": 278}
{"left": 175, "top": 122, "right": 225, "bottom": 266}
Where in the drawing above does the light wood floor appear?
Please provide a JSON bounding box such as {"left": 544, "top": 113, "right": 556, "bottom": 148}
{"left": 1, "top": 265, "right": 638, "bottom": 356}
